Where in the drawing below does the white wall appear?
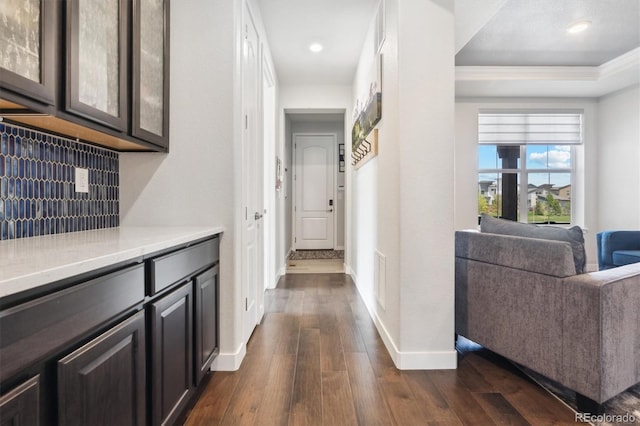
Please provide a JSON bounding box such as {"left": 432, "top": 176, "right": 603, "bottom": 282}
{"left": 280, "top": 85, "right": 353, "bottom": 110}
{"left": 120, "top": 0, "right": 279, "bottom": 370}
{"left": 597, "top": 85, "right": 640, "bottom": 231}
{"left": 120, "top": 0, "right": 241, "bottom": 366}
{"left": 350, "top": 0, "right": 395, "bottom": 362}
{"left": 455, "top": 98, "right": 600, "bottom": 269}
{"left": 349, "top": 0, "right": 457, "bottom": 369}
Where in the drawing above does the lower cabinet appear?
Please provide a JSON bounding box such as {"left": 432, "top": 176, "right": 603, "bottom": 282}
{"left": 0, "top": 375, "right": 40, "bottom": 426}
{"left": 194, "top": 265, "right": 219, "bottom": 386}
{"left": 0, "top": 235, "right": 220, "bottom": 426}
{"left": 57, "top": 311, "right": 146, "bottom": 426}
{"left": 150, "top": 283, "right": 194, "bottom": 426}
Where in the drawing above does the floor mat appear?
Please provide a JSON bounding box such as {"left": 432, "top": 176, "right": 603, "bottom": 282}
{"left": 288, "top": 250, "right": 344, "bottom": 260}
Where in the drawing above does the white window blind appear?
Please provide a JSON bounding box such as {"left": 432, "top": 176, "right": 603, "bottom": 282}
{"left": 478, "top": 113, "right": 583, "bottom": 145}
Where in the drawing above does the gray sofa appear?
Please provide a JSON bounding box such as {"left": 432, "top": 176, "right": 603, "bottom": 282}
{"left": 455, "top": 229, "right": 640, "bottom": 411}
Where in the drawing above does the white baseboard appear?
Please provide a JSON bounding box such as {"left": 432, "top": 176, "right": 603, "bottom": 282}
{"left": 210, "top": 343, "right": 246, "bottom": 371}
{"left": 350, "top": 271, "right": 457, "bottom": 370}
{"left": 271, "top": 268, "right": 284, "bottom": 289}
{"left": 394, "top": 349, "right": 458, "bottom": 370}
{"left": 345, "top": 264, "right": 353, "bottom": 276}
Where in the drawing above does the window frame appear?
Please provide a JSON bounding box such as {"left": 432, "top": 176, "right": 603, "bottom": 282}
{"left": 477, "top": 110, "right": 582, "bottom": 226}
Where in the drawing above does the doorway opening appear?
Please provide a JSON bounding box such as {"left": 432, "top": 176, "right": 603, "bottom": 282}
{"left": 283, "top": 111, "right": 346, "bottom": 274}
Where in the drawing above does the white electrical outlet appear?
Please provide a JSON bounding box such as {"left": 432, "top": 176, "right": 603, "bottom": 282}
{"left": 75, "top": 167, "right": 89, "bottom": 193}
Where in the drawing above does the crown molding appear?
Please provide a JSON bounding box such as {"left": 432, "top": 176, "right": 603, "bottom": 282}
{"left": 456, "top": 66, "right": 597, "bottom": 81}
{"left": 598, "top": 47, "right": 640, "bottom": 78}
{"left": 456, "top": 48, "right": 640, "bottom": 82}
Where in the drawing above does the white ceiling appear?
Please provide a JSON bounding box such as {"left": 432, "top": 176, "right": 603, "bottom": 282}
{"left": 257, "top": 0, "right": 640, "bottom": 97}
{"left": 455, "top": 0, "right": 640, "bottom": 98}
{"left": 456, "top": 0, "right": 640, "bottom": 67}
{"left": 259, "top": 0, "right": 379, "bottom": 86}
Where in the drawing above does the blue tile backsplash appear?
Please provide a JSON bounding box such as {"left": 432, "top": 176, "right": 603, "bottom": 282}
{"left": 0, "top": 123, "right": 119, "bottom": 240}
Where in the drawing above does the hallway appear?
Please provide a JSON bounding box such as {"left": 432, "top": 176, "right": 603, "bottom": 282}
{"left": 184, "top": 273, "right": 576, "bottom": 425}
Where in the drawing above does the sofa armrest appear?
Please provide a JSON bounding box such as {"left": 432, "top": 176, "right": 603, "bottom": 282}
{"left": 561, "top": 263, "right": 640, "bottom": 402}
{"left": 455, "top": 230, "right": 576, "bottom": 277}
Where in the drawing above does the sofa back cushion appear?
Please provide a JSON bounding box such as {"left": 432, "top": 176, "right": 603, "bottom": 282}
{"left": 480, "top": 214, "right": 586, "bottom": 274}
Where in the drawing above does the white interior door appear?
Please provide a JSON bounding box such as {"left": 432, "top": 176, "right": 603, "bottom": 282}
{"left": 294, "top": 134, "right": 335, "bottom": 250}
{"left": 242, "top": 7, "right": 262, "bottom": 342}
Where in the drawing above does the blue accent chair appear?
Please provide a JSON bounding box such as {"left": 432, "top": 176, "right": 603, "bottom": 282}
{"left": 596, "top": 231, "right": 640, "bottom": 270}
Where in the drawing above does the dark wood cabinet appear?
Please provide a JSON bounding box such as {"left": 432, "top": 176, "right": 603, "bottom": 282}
{"left": 0, "top": 264, "right": 145, "bottom": 384}
{"left": 0, "top": 1, "right": 56, "bottom": 106}
{"left": 1, "top": 0, "right": 171, "bottom": 151}
{"left": 57, "top": 311, "right": 146, "bottom": 426}
{"left": 132, "top": 0, "right": 170, "bottom": 148}
{"left": 65, "top": 0, "right": 129, "bottom": 130}
{"left": 150, "top": 283, "right": 194, "bottom": 426}
{"left": 194, "top": 265, "right": 219, "bottom": 386}
{"left": 0, "top": 375, "right": 40, "bottom": 426}
{"left": 0, "top": 235, "right": 220, "bottom": 426}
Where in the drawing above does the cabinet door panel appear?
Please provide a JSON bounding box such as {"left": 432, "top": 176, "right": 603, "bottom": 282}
{"left": 194, "top": 265, "right": 219, "bottom": 385}
{"left": 57, "top": 311, "right": 146, "bottom": 426}
{"left": 0, "top": 0, "right": 56, "bottom": 105}
{"left": 0, "top": 375, "right": 40, "bottom": 426}
{"left": 132, "top": 0, "right": 170, "bottom": 147}
{"left": 66, "top": 0, "right": 128, "bottom": 130}
{"left": 151, "top": 283, "right": 193, "bottom": 426}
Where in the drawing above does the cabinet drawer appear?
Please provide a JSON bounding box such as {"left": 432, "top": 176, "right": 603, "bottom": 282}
{"left": 149, "top": 238, "right": 219, "bottom": 294}
{"left": 0, "top": 264, "right": 144, "bottom": 383}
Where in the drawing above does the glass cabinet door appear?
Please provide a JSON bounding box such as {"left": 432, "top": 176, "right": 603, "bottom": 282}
{"left": 0, "top": 0, "right": 56, "bottom": 105}
{"left": 132, "top": 0, "right": 169, "bottom": 148}
{"left": 65, "top": 0, "right": 128, "bottom": 130}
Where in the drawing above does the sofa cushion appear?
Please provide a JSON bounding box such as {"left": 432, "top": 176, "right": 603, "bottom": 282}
{"left": 612, "top": 250, "right": 640, "bottom": 266}
{"left": 480, "top": 214, "right": 586, "bottom": 274}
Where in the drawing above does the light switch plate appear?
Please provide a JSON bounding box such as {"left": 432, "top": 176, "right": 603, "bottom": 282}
{"left": 75, "top": 167, "right": 89, "bottom": 193}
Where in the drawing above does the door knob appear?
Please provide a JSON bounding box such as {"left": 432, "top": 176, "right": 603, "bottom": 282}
{"left": 254, "top": 212, "right": 263, "bottom": 220}
{"left": 327, "top": 209, "right": 333, "bottom": 213}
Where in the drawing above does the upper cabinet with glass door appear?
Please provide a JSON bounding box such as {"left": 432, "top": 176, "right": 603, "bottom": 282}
{"left": 65, "top": 0, "right": 128, "bottom": 131}
{"left": 0, "top": 0, "right": 56, "bottom": 106}
{"left": 132, "top": 0, "right": 169, "bottom": 148}
{"left": 1, "top": 0, "right": 169, "bottom": 151}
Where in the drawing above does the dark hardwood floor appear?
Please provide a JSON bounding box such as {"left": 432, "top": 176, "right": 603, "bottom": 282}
{"left": 184, "top": 273, "right": 577, "bottom": 425}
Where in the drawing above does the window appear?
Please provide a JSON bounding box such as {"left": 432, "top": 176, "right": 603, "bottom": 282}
{"left": 477, "top": 112, "right": 582, "bottom": 224}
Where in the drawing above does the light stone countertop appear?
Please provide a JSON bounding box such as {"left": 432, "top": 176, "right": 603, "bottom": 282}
{"left": 0, "top": 226, "right": 224, "bottom": 299}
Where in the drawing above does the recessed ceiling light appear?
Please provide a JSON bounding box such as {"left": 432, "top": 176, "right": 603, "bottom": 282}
{"left": 309, "top": 43, "right": 323, "bottom": 53}
{"left": 566, "top": 20, "right": 591, "bottom": 34}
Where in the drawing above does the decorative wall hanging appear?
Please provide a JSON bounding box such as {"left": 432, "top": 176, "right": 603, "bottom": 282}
{"left": 352, "top": 54, "right": 382, "bottom": 170}
{"left": 338, "top": 144, "right": 345, "bottom": 172}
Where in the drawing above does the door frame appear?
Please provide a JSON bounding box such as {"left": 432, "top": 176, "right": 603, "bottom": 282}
{"left": 292, "top": 132, "right": 338, "bottom": 252}
{"left": 262, "top": 54, "right": 276, "bottom": 291}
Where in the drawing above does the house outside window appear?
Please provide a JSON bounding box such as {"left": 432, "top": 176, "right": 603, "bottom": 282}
{"left": 477, "top": 111, "right": 582, "bottom": 225}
